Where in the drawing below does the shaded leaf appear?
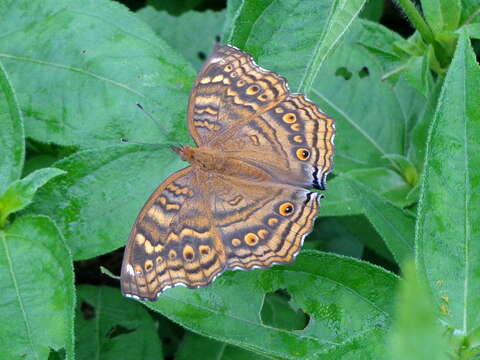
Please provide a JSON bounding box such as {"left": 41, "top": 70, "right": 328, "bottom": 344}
{"left": 0, "top": 215, "right": 74, "bottom": 360}
{"left": 76, "top": 285, "right": 162, "bottom": 360}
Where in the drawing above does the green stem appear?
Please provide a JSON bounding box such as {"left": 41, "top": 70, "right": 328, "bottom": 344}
{"left": 396, "top": 0, "right": 435, "bottom": 44}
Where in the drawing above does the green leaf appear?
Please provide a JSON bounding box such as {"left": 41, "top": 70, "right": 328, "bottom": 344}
{"left": 460, "top": 1, "right": 480, "bottom": 24}
{"left": 222, "top": 0, "right": 243, "bottom": 41}
{"left": 0, "top": 167, "right": 65, "bottom": 228}
{"left": 387, "top": 260, "right": 449, "bottom": 360}
{"left": 0, "top": 0, "right": 195, "bottom": 149}
{"left": 0, "top": 60, "right": 24, "bottom": 194}
{"left": 382, "top": 154, "right": 419, "bottom": 186}
{"left": 145, "top": 251, "right": 398, "bottom": 359}
{"left": 0, "top": 215, "right": 75, "bottom": 360}
{"left": 28, "top": 145, "right": 184, "bottom": 260}
{"left": 228, "top": 0, "right": 366, "bottom": 93}
{"left": 407, "top": 77, "right": 444, "bottom": 171}
{"left": 137, "top": 8, "right": 226, "bottom": 70}
{"left": 76, "top": 285, "right": 163, "bottom": 360}
{"left": 311, "top": 20, "right": 423, "bottom": 172}
{"left": 416, "top": 35, "right": 480, "bottom": 335}
{"left": 342, "top": 175, "right": 415, "bottom": 268}
{"left": 322, "top": 167, "right": 412, "bottom": 217}
{"left": 177, "top": 332, "right": 271, "bottom": 360}
{"left": 422, "top": 0, "right": 461, "bottom": 32}
{"left": 457, "top": 23, "right": 480, "bottom": 39}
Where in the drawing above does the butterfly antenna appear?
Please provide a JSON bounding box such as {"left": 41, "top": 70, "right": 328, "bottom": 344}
{"left": 136, "top": 102, "right": 169, "bottom": 136}
{"left": 120, "top": 137, "right": 181, "bottom": 149}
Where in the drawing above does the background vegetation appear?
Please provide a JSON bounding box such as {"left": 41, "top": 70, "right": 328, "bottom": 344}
{"left": 0, "top": 0, "right": 479, "bottom": 359}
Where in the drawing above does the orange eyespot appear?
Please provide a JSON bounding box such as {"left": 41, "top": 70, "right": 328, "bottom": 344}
{"left": 145, "top": 260, "right": 153, "bottom": 271}
{"left": 168, "top": 250, "right": 177, "bottom": 260}
{"left": 282, "top": 113, "right": 296, "bottom": 123}
{"left": 244, "top": 233, "right": 259, "bottom": 246}
{"left": 183, "top": 245, "right": 195, "bottom": 261}
{"left": 279, "top": 202, "right": 294, "bottom": 216}
{"left": 296, "top": 148, "right": 310, "bottom": 160}
{"left": 224, "top": 64, "right": 233, "bottom": 72}
{"left": 246, "top": 85, "right": 260, "bottom": 95}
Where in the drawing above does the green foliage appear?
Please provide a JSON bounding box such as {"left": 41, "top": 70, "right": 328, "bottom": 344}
{"left": 0, "top": 0, "right": 479, "bottom": 359}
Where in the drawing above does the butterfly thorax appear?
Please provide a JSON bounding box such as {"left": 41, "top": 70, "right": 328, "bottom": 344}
{"left": 173, "top": 145, "right": 271, "bottom": 181}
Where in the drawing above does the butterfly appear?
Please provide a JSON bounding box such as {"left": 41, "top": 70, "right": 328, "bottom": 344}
{"left": 121, "top": 45, "right": 335, "bottom": 300}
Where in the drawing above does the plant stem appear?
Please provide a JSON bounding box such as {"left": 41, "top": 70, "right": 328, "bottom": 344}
{"left": 396, "top": 0, "right": 435, "bottom": 44}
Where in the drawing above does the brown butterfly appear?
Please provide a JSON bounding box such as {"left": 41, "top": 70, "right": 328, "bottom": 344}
{"left": 121, "top": 45, "right": 335, "bottom": 300}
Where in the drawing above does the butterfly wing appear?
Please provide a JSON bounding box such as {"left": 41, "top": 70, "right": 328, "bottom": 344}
{"left": 187, "top": 45, "right": 288, "bottom": 146}
{"left": 209, "top": 175, "right": 321, "bottom": 270}
{"left": 121, "top": 167, "right": 227, "bottom": 301}
{"left": 121, "top": 166, "right": 319, "bottom": 300}
{"left": 217, "top": 93, "right": 335, "bottom": 190}
{"left": 188, "top": 44, "right": 334, "bottom": 190}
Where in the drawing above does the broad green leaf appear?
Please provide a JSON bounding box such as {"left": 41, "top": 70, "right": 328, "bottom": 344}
{"left": 343, "top": 175, "right": 415, "bottom": 268}
{"left": 0, "top": 0, "right": 195, "bottom": 149}
{"left": 416, "top": 35, "right": 480, "bottom": 335}
{"left": 322, "top": 167, "right": 412, "bottom": 217}
{"left": 387, "top": 260, "right": 449, "bottom": 360}
{"left": 0, "top": 167, "right": 65, "bottom": 228}
{"left": 228, "top": 0, "right": 366, "bottom": 92}
{"left": 382, "top": 154, "right": 419, "bottom": 186}
{"left": 28, "top": 145, "right": 184, "bottom": 260}
{"left": 311, "top": 20, "right": 422, "bottom": 172}
{"left": 407, "top": 78, "right": 444, "bottom": 171}
{"left": 457, "top": 23, "right": 480, "bottom": 39}
{"left": 421, "top": 0, "right": 461, "bottom": 32}
{"left": 137, "top": 8, "right": 226, "bottom": 70}
{"left": 177, "top": 332, "right": 271, "bottom": 360}
{"left": 0, "top": 215, "right": 75, "bottom": 360}
{"left": 76, "top": 285, "right": 163, "bottom": 360}
{"left": 145, "top": 251, "right": 398, "bottom": 359}
{"left": 0, "top": 60, "right": 24, "bottom": 194}
{"left": 360, "top": 0, "right": 384, "bottom": 22}
{"left": 222, "top": 0, "right": 243, "bottom": 41}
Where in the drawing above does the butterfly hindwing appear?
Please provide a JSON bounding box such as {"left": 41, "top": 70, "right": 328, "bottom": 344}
{"left": 210, "top": 176, "right": 321, "bottom": 270}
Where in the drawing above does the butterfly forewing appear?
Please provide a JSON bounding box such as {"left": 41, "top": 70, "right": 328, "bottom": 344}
{"left": 187, "top": 45, "right": 289, "bottom": 146}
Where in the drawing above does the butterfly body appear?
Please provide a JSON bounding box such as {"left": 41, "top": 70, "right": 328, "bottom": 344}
{"left": 121, "top": 45, "right": 335, "bottom": 301}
